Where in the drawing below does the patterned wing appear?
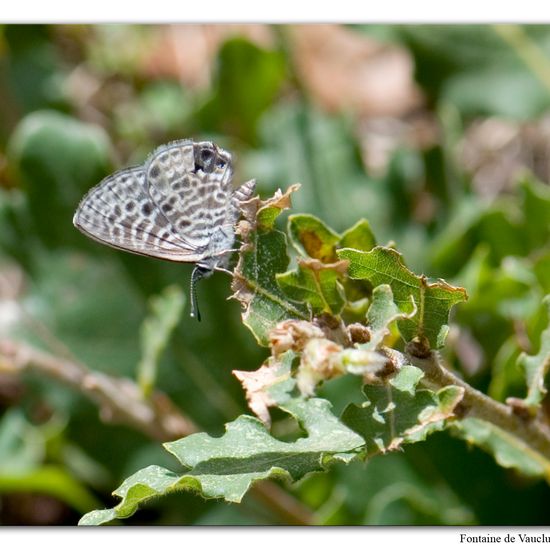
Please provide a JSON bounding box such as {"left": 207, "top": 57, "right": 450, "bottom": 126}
{"left": 73, "top": 166, "right": 202, "bottom": 262}
{"left": 144, "top": 140, "right": 235, "bottom": 251}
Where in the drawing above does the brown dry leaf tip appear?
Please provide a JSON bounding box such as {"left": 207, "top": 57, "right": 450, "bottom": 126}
{"left": 298, "top": 338, "right": 344, "bottom": 396}
{"left": 268, "top": 320, "right": 325, "bottom": 356}
{"left": 298, "top": 258, "right": 349, "bottom": 274}
{"left": 240, "top": 183, "right": 301, "bottom": 227}
{"left": 228, "top": 274, "right": 253, "bottom": 308}
{"left": 261, "top": 183, "right": 301, "bottom": 213}
{"left": 233, "top": 360, "right": 289, "bottom": 426}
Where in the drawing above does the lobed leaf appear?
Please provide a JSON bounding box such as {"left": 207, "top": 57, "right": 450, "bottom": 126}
{"left": 515, "top": 295, "right": 550, "bottom": 413}
{"left": 341, "top": 365, "right": 464, "bottom": 455}
{"left": 452, "top": 418, "right": 550, "bottom": 480}
{"left": 288, "top": 214, "right": 341, "bottom": 262}
{"left": 79, "top": 397, "right": 365, "bottom": 525}
{"left": 337, "top": 246, "right": 467, "bottom": 349}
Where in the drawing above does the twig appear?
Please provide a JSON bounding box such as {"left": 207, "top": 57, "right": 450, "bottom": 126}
{"left": 406, "top": 344, "right": 550, "bottom": 462}
{"left": 0, "top": 339, "right": 196, "bottom": 441}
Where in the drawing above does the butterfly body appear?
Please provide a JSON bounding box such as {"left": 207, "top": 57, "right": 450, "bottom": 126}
{"left": 73, "top": 139, "right": 256, "bottom": 319}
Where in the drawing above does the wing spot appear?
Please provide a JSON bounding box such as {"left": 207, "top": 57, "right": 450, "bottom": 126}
{"left": 142, "top": 202, "right": 153, "bottom": 216}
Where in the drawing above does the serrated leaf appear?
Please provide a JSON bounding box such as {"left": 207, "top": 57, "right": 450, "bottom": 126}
{"left": 137, "top": 285, "right": 185, "bottom": 397}
{"left": 341, "top": 365, "right": 464, "bottom": 454}
{"left": 277, "top": 258, "right": 348, "bottom": 315}
{"left": 337, "top": 246, "right": 468, "bottom": 349}
{"left": 516, "top": 295, "right": 550, "bottom": 412}
{"left": 79, "top": 398, "right": 364, "bottom": 525}
{"left": 452, "top": 418, "right": 550, "bottom": 480}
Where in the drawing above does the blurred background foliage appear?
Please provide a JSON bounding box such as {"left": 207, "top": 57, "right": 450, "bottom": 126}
{"left": 0, "top": 23, "right": 550, "bottom": 525}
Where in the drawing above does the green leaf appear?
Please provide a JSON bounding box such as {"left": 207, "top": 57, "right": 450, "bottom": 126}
{"left": 197, "top": 37, "right": 286, "bottom": 144}
{"left": 288, "top": 214, "right": 341, "bottom": 262}
{"left": 277, "top": 259, "right": 347, "bottom": 315}
{"left": 337, "top": 246, "right": 468, "bottom": 348}
{"left": 365, "top": 284, "right": 405, "bottom": 348}
{"left": 516, "top": 296, "right": 550, "bottom": 412}
{"left": 452, "top": 418, "right": 550, "bottom": 479}
{"left": 233, "top": 229, "right": 309, "bottom": 345}
{"left": 79, "top": 465, "right": 180, "bottom": 525}
{"left": 232, "top": 187, "right": 309, "bottom": 345}
{"left": 137, "top": 285, "right": 185, "bottom": 397}
{"left": 79, "top": 398, "right": 364, "bottom": 525}
{"left": 341, "top": 365, "right": 464, "bottom": 454}
{"left": 7, "top": 110, "right": 112, "bottom": 248}
{"left": 339, "top": 219, "right": 377, "bottom": 252}
{"left": 288, "top": 214, "right": 376, "bottom": 263}
{"left": 389, "top": 25, "right": 550, "bottom": 120}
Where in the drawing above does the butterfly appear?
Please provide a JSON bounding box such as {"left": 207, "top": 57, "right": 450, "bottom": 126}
{"left": 73, "top": 139, "right": 256, "bottom": 321}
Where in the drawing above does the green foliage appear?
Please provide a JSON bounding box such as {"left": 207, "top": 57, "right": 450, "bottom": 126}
{"left": 338, "top": 246, "right": 468, "bottom": 348}
{"left": 516, "top": 297, "right": 550, "bottom": 413}
{"left": 80, "top": 397, "right": 364, "bottom": 525}
{"left": 378, "top": 25, "right": 550, "bottom": 120}
{"left": 197, "top": 38, "right": 287, "bottom": 144}
{"left": 7, "top": 110, "right": 112, "bottom": 249}
{"left": 2, "top": 23, "right": 550, "bottom": 527}
{"left": 342, "top": 366, "right": 463, "bottom": 454}
{"left": 452, "top": 418, "right": 550, "bottom": 479}
{"left": 137, "top": 286, "right": 186, "bottom": 397}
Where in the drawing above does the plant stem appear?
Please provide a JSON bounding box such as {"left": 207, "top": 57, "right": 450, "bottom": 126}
{"left": 406, "top": 345, "right": 550, "bottom": 462}
{"left": 0, "top": 339, "right": 197, "bottom": 441}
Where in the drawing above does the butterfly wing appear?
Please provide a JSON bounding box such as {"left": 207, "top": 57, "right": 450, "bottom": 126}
{"left": 144, "top": 140, "right": 236, "bottom": 252}
{"left": 73, "top": 166, "right": 203, "bottom": 262}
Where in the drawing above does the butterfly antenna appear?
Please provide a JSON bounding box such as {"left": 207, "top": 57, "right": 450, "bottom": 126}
{"left": 190, "top": 266, "right": 204, "bottom": 322}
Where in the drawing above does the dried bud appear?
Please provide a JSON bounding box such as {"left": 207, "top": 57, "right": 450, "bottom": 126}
{"left": 297, "top": 338, "right": 344, "bottom": 396}
{"left": 269, "top": 320, "right": 325, "bottom": 356}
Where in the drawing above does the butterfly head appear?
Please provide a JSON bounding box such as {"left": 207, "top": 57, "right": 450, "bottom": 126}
{"left": 193, "top": 142, "right": 232, "bottom": 180}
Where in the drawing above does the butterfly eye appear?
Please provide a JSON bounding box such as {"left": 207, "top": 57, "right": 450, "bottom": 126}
{"left": 200, "top": 148, "right": 214, "bottom": 162}
{"left": 216, "top": 158, "right": 226, "bottom": 169}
